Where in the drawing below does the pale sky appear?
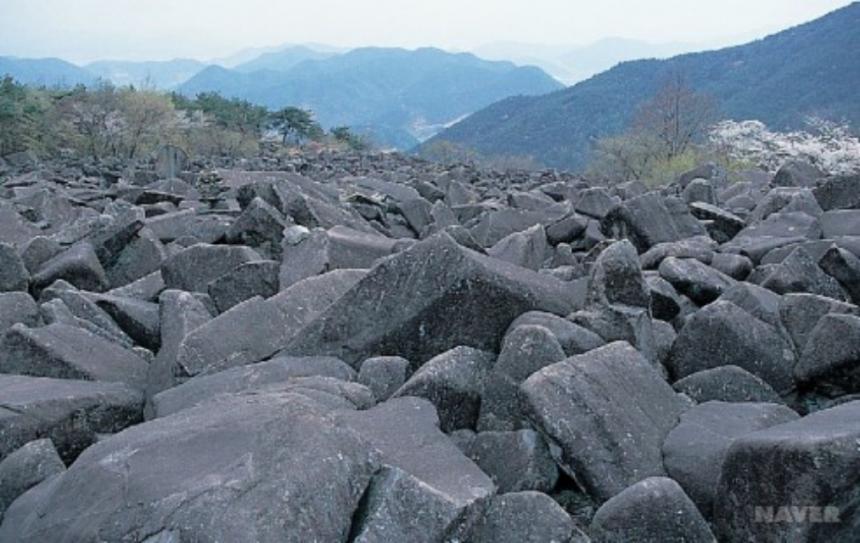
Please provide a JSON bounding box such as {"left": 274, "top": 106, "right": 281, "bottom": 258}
{"left": 0, "top": 0, "right": 853, "bottom": 64}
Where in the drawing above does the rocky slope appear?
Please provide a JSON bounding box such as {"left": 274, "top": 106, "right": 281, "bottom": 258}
{"left": 0, "top": 147, "right": 859, "bottom": 542}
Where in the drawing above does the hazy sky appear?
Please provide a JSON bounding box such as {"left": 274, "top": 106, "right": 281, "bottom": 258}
{"left": 0, "top": 0, "right": 853, "bottom": 64}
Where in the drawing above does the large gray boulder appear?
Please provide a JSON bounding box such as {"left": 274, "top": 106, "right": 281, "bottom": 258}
{"left": 795, "top": 313, "right": 860, "bottom": 394}
{"left": 161, "top": 243, "right": 260, "bottom": 292}
{"left": 662, "top": 401, "right": 799, "bottom": 518}
{"left": 520, "top": 342, "right": 687, "bottom": 501}
{"left": 0, "top": 391, "right": 378, "bottom": 543}
{"left": 32, "top": 242, "right": 109, "bottom": 293}
{"left": 0, "top": 242, "right": 29, "bottom": 292}
{"left": 668, "top": 301, "right": 796, "bottom": 394}
{"left": 0, "top": 323, "right": 149, "bottom": 390}
{"left": 590, "top": 477, "right": 716, "bottom": 543}
{"left": 151, "top": 355, "right": 358, "bottom": 417}
{"left": 658, "top": 257, "right": 735, "bottom": 305}
{"left": 600, "top": 193, "right": 706, "bottom": 252}
{"left": 714, "top": 401, "right": 860, "bottom": 542}
{"left": 392, "top": 346, "right": 494, "bottom": 432}
{"left": 465, "top": 430, "right": 558, "bottom": 493}
{"left": 672, "top": 366, "right": 783, "bottom": 404}
{"left": 336, "top": 397, "right": 495, "bottom": 541}
{"left": 0, "top": 439, "right": 65, "bottom": 517}
{"left": 0, "top": 292, "right": 40, "bottom": 336}
{"left": 0, "top": 374, "right": 142, "bottom": 463}
{"left": 282, "top": 233, "right": 581, "bottom": 367}
{"left": 468, "top": 491, "right": 586, "bottom": 543}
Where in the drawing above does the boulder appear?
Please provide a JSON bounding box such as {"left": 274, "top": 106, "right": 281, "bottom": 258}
{"left": 640, "top": 237, "right": 716, "bottom": 269}
{"left": 486, "top": 224, "right": 548, "bottom": 270}
{"left": 0, "top": 391, "right": 378, "bottom": 543}
{"left": 507, "top": 311, "right": 604, "bottom": 356}
{"left": 760, "top": 246, "right": 848, "bottom": 301}
{"left": 465, "top": 430, "right": 558, "bottom": 493}
{"left": 0, "top": 438, "right": 65, "bottom": 516}
{"left": 0, "top": 242, "right": 29, "bottom": 292}
{"left": 795, "top": 313, "right": 860, "bottom": 394}
{"left": 813, "top": 174, "right": 860, "bottom": 210}
{"left": 669, "top": 301, "right": 796, "bottom": 394}
{"left": 392, "top": 346, "right": 495, "bottom": 432}
{"left": 600, "top": 193, "right": 706, "bottom": 253}
{"left": 0, "top": 292, "right": 40, "bottom": 336}
{"left": 0, "top": 374, "right": 142, "bottom": 463}
{"left": 478, "top": 324, "right": 567, "bottom": 431}
{"left": 0, "top": 323, "right": 149, "bottom": 390}
{"left": 819, "top": 245, "right": 860, "bottom": 304}
{"left": 224, "top": 196, "right": 289, "bottom": 259}
{"left": 358, "top": 356, "right": 411, "bottom": 402}
{"left": 468, "top": 492, "right": 586, "bottom": 543}
{"left": 778, "top": 293, "right": 860, "bottom": 353}
{"left": 673, "top": 366, "right": 783, "bottom": 404}
{"left": 32, "top": 242, "right": 109, "bottom": 293}
{"left": 714, "top": 401, "right": 860, "bottom": 542}
{"left": 151, "top": 355, "right": 358, "bottom": 417}
{"left": 336, "top": 397, "right": 495, "bottom": 541}
{"left": 520, "top": 342, "right": 687, "bottom": 501}
{"left": 590, "top": 477, "right": 716, "bottom": 543}
{"left": 659, "top": 257, "right": 735, "bottom": 305}
{"left": 773, "top": 160, "right": 823, "bottom": 188}
{"left": 662, "top": 401, "right": 799, "bottom": 517}
{"left": 587, "top": 239, "right": 650, "bottom": 309}
{"left": 207, "top": 260, "right": 280, "bottom": 313}
{"left": 161, "top": 243, "right": 260, "bottom": 293}
{"left": 282, "top": 233, "right": 581, "bottom": 368}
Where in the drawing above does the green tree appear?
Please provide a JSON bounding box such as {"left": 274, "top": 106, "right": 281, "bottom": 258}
{"left": 330, "top": 126, "right": 369, "bottom": 151}
{"left": 269, "top": 107, "right": 322, "bottom": 144}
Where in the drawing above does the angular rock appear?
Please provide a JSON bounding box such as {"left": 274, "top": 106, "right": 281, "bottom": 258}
{"left": 151, "top": 355, "right": 358, "bottom": 417}
{"left": 0, "top": 323, "right": 149, "bottom": 389}
{"left": 465, "top": 430, "right": 558, "bottom": 493}
{"left": 722, "top": 211, "right": 821, "bottom": 263}
{"left": 795, "top": 313, "right": 860, "bottom": 394}
{"left": 819, "top": 245, "right": 860, "bottom": 304}
{"left": 710, "top": 252, "right": 753, "bottom": 280}
{"left": 175, "top": 296, "right": 291, "bottom": 377}
{"left": 714, "top": 401, "right": 860, "bottom": 542}
{"left": 673, "top": 366, "right": 784, "bottom": 404}
{"left": 90, "top": 293, "right": 161, "bottom": 351}
{"left": 468, "top": 491, "right": 585, "bottom": 543}
{"left": 486, "top": 224, "right": 548, "bottom": 271}
{"left": 773, "top": 160, "right": 823, "bottom": 188}
{"left": 600, "top": 193, "right": 706, "bottom": 253}
{"left": 207, "top": 259, "right": 280, "bottom": 313}
{"left": 669, "top": 301, "right": 796, "bottom": 394}
{"left": 161, "top": 243, "right": 260, "bottom": 293}
{"left": 587, "top": 239, "right": 650, "bottom": 309}
{"left": 282, "top": 233, "right": 581, "bottom": 367}
{"left": 478, "top": 325, "right": 567, "bottom": 431}
{"left": 225, "top": 196, "right": 289, "bottom": 259}
{"left": 761, "top": 246, "right": 848, "bottom": 301}
{"left": 779, "top": 293, "right": 860, "bottom": 353}
{"left": 521, "top": 342, "right": 687, "bottom": 501}
{"left": 0, "top": 374, "right": 142, "bottom": 463}
{"left": 659, "top": 257, "right": 735, "bottom": 305}
{"left": 392, "top": 346, "right": 494, "bottom": 432}
{"left": 0, "top": 292, "right": 40, "bottom": 336}
{"left": 640, "top": 237, "right": 716, "bottom": 269}
{"left": 716, "top": 281, "right": 783, "bottom": 327}
{"left": 0, "top": 439, "right": 65, "bottom": 516}
{"left": 0, "top": 242, "right": 29, "bottom": 292}
{"left": 590, "top": 477, "right": 716, "bottom": 542}
{"left": 0, "top": 391, "right": 377, "bottom": 543}
{"left": 813, "top": 173, "right": 860, "bottom": 211}
{"left": 32, "top": 242, "right": 109, "bottom": 292}
{"left": 646, "top": 274, "right": 682, "bottom": 321}
{"left": 575, "top": 187, "right": 620, "bottom": 219}
{"left": 662, "top": 401, "right": 799, "bottom": 517}
{"left": 336, "top": 397, "right": 495, "bottom": 540}
{"left": 358, "top": 356, "right": 411, "bottom": 402}
{"left": 507, "top": 311, "right": 604, "bottom": 356}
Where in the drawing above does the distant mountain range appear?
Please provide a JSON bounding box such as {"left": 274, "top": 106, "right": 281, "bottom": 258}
{"left": 176, "top": 47, "right": 563, "bottom": 148}
{"left": 0, "top": 57, "right": 95, "bottom": 87}
{"left": 0, "top": 46, "right": 562, "bottom": 148}
{"left": 427, "top": 2, "right": 860, "bottom": 171}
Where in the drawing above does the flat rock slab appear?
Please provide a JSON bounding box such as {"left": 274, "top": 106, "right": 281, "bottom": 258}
{"left": 151, "top": 355, "right": 357, "bottom": 417}
{"left": 0, "top": 374, "right": 142, "bottom": 463}
{"left": 0, "top": 391, "right": 378, "bottom": 543}
{"left": 0, "top": 323, "right": 149, "bottom": 390}
{"left": 521, "top": 341, "right": 687, "bottom": 501}
{"left": 283, "top": 233, "right": 582, "bottom": 367}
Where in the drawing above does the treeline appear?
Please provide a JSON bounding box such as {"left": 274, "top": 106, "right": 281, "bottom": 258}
{"left": 0, "top": 76, "right": 368, "bottom": 160}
